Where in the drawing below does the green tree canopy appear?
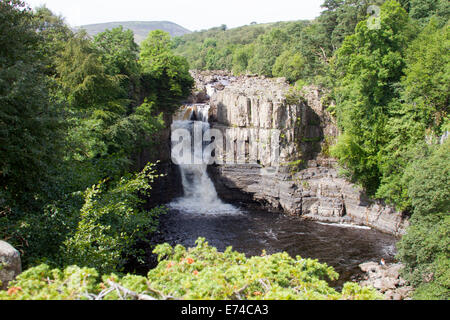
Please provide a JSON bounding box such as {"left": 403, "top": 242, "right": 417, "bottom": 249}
{"left": 408, "top": 0, "right": 450, "bottom": 26}
{"left": 56, "top": 31, "right": 123, "bottom": 110}
{"left": 32, "top": 5, "right": 74, "bottom": 75}
{"left": 272, "top": 50, "right": 305, "bottom": 83}
{"left": 0, "top": 0, "right": 63, "bottom": 202}
{"left": 248, "top": 28, "right": 289, "bottom": 76}
{"left": 332, "top": 0, "right": 412, "bottom": 194}
{"left": 140, "top": 30, "right": 194, "bottom": 113}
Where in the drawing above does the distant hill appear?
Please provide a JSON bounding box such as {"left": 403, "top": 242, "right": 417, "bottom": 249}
{"left": 74, "top": 21, "right": 191, "bottom": 43}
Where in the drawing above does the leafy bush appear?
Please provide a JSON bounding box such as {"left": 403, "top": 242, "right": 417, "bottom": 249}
{"left": 397, "top": 140, "right": 450, "bottom": 300}
{"left": 0, "top": 238, "right": 382, "bottom": 300}
{"left": 63, "top": 163, "right": 166, "bottom": 274}
{"left": 0, "top": 264, "right": 100, "bottom": 300}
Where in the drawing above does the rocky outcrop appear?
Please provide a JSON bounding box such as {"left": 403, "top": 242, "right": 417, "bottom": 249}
{"left": 359, "top": 262, "right": 413, "bottom": 300}
{"left": 187, "top": 71, "right": 409, "bottom": 236}
{"left": 0, "top": 241, "right": 21, "bottom": 290}
{"left": 209, "top": 160, "right": 408, "bottom": 235}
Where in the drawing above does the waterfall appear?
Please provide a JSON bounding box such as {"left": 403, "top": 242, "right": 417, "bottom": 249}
{"left": 169, "top": 104, "right": 239, "bottom": 215}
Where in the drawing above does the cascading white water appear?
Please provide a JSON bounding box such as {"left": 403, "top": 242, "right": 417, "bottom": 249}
{"left": 168, "top": 104, "right": 240, "bottom": 215}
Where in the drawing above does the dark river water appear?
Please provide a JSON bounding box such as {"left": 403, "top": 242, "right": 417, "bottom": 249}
{"left": 155, "top": 207, "right": 399, "bottom": 289}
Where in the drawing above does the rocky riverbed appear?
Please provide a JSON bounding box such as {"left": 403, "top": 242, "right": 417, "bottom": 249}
{"left": 0, "top": 241, "right": 21, "bottom": 290}
{"left": 186, "top": 70, "right": 409, "bottom": 236}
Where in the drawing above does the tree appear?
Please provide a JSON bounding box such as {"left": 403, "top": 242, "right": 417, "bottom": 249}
{"left": 397, "top": 140, "right": 450, "bottom": 300}
{"left": 232, "top": 44, "right": 254, "bottom": 75}
{"left": 248, "top": 28, "right": 289, "bottom": 76}
{"left": 140, "top": 30, "right": 194, "bottom": 113}
{"left": 140, "top": 30, "right": 173, "bottom": 65}
{"left": 64, "top": 164, "right": 166, "bottom": 274}
{"left": 272, "top": 50, "right": 305, "bottom": 83}
{"left": 293, "top": 21, "right": 331, "bottom": 82}
{"left": 56, "top": 31, "right": 124, "bottom": 110}
{"left": 401, "top": 19, "right": 449, "bottom": 127}
{"left": 32, "top": 6, "right": 74, "bottom": 76}
{"left": 375, "top": 19, "right": 449, "bottom": 209}
{"left": 408, "top": 0, "right": 450, "bottom": 27}
{"left": 0, "top": 0, "right": 63, "bottom": 202}
{"left": 317, "top": 0, "right": 387, "bottom": 55}
{"left": 0, "top": 0, "right": 65, "bottom": 263}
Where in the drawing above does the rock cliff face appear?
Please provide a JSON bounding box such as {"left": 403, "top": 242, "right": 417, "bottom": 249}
{"left": 190, "top": 71, "right": 409, "bottom": 236}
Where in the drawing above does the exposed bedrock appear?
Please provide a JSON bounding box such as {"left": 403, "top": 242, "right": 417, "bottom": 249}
{"left": 191, "top": 71, "right": 409, "bottom": 236}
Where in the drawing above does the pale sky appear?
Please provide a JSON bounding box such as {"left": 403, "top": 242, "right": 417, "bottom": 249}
{"left": 24, "top": 0, "right": 325, "bottom": 31}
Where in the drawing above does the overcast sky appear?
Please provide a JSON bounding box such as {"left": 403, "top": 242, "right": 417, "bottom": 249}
{"left": 24, "top": 0, "right": 325, "bottom": 31}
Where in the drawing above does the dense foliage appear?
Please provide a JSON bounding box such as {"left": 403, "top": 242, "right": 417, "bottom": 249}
{"left": 140, "top": 30, "right": 194, "bottom": 114}
{"left": 0, "top": 238, "right": 382, "bottom": 300}
{"left": 331, "top": 1, "right": 448, "bottom": 300}
{"left": 63, "top": 163, "right": 166, "bottom": 274}
{"left": 173, "top": 1, "right": 395, "bottom": 84}
{"left": 332, "top": 0, "right": 413, "bottom": 195}
{"left": 0, "top": 0, "right": 62, "bottom": 206}
{"left": 0, "top": 0, "right": 193, "bottom": 273}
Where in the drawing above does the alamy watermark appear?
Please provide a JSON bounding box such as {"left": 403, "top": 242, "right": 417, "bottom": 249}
{"left": 171, "top": 122, "right": 281, "bottom": 176}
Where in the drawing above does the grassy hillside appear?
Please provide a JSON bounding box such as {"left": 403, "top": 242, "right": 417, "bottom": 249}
{"left": 75, "top": 21, "right": 191, "bottom": 43}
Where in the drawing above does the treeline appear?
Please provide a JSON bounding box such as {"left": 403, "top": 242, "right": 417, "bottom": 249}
{"left": 0, "top": 0, "right": 193, "bottom": 273}
{"left": 174, "top": 0, "right": 449, "bottom": 299}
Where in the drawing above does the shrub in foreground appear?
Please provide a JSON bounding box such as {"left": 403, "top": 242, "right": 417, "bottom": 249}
{"left": 1, "top": 238, "right": 381, "bottom": 300}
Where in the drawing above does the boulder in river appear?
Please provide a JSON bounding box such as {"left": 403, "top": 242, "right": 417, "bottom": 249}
{"left": 359, "top": 261, "right": 414, "bottom": 300}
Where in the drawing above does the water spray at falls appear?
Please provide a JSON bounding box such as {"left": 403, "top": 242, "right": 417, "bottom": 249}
{"left": 168, "top": 104, "right": 239, "bottom": 215}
